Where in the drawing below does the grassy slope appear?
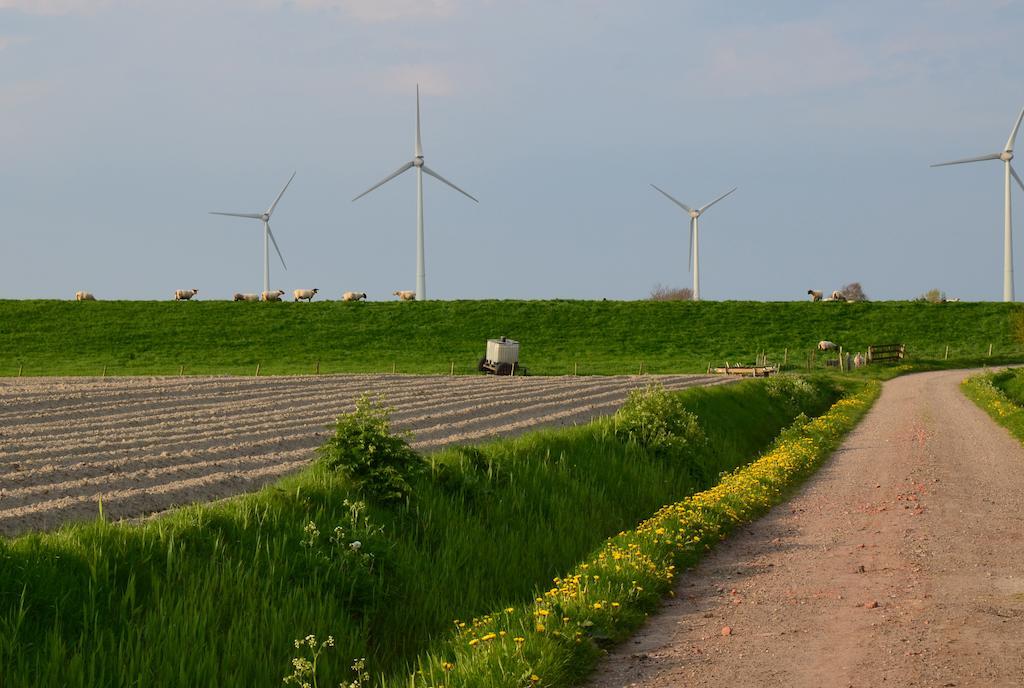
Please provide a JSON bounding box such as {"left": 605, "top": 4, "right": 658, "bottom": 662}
{"left": 0, "top": 379, "right": 840, "bottom": 688}
{"left": 0, "top": 299, "right": 1019, "bottom": 376}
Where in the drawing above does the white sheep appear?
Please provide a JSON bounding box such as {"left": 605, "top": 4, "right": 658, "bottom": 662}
{"left": 233, "top": 293, "right": 260, "bottom": 302}
{"left": 261, "top": 290, "right": 286, "bottom": 302}
{"left": 393, "top": 290, "right": 416, "bottom": 301}
{"left": 75, "top": 291, "right": 96, "bottom": 301}
{"left": 807, "top": 289, "right": 823, "bottom": 302}
{"left": 854, "top": 352, "right": 865, "bottom": 368}
{"left": 174, "top": 289, "right": 198, "bottom": 301}
{"left": 817, "top": 340, "right": 838, "bottom": 352}
{"left": 828, "top": 290, "right": 847, "bottom": 302}
{"left": 293, "top": 288, "right": 319, "bottom": 302}
{"left": 342, "top": 291, "right": 367, "bottom": 302}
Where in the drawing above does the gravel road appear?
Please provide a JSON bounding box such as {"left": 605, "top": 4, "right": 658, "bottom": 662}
{"left": 0, "top": 373, "right": 726, "bottom": 538}
{"left": 588, "top": 368, "right": 1024, "bottom": 688}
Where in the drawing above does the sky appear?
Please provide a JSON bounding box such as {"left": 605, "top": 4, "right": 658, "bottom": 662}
{"left": 1, "top": 0, "right": 1022, "bottom": 301}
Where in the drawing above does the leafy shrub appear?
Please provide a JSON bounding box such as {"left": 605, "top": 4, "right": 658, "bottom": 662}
{"left": 318, "top": 395, "right": 424, "bottom": 502}
{"left": 613, "top": 384, "right": 705, "bottom": 456}
{"left": 764, "top": 375, "right": 825, "bottom": 412}
{"left": 916, "top": 288, "right": 946, "bottom": 303}
{"left": 840, "top": 282, "right": 868, "bottom": 302}
{"left": 649, "top": 284, "right": 694, "bottom": 301}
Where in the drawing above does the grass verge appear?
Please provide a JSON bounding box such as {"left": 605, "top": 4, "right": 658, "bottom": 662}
{"left": 0, "top": 377, "right": 841, "bottom": 687}
{"left": 961, "top": 368, "right": 1024, "bottom": 441}
{"left": 399, "top": 380, "right": 880, "bottom": 688}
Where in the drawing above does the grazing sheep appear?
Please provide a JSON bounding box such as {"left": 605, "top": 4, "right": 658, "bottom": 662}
{"left": 261, "top": 290, "right": 286, "bottom": 302}
{"left": 827, "top": 290, "right": 847, "bottom": 302}
{"left": 342, "top": 291, "right": 367, "bottom": 302}
{"left": 807, "top": 289, "right": 823, "bottom": 302}
{"left": 393, "top": 290, "right": 416, "bottom": 301}
{"left": 75, "top": 291, "right": 96, "bottom": 301}
{"left": 174, "top": 289, "right": 198, "bottom": 301}
{"left": 854, "top": 352, "right": 865, "bottom": 368}
{"left": 293, "top": 288, "right": 320, "bottom": 302}
{"left": 817, "top": 340, "right": 839, "bottom": 352}
{"left": 233, "top": 293, "right": 260, "bottom": 302}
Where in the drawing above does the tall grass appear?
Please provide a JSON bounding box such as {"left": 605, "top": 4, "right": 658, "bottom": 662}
{"left": 0, "top": 378, "right": 841, "bottom": 687}
{"left": 0, "top": 299, "right": 1019, "bottom": 376}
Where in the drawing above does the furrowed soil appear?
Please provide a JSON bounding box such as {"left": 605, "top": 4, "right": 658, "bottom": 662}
{"left": 588, "top": 369, "right": 1024, "bottom": 688}
{"left": 0, "top": 373, "right": 726, "bottom": 538}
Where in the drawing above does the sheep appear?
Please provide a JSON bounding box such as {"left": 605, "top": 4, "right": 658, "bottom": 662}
{"left": 174, "top": 289, "right": 198, "bottom": 301}
{"left": 817, "top": 340, "right": 838, "bottom": 352}
{"left": 342, "top": 291, "right": 367, "bottom": 302}
{"left": 293, "top": 288, "right": 319, "bottom": 302}
{"left": 829, "top": 290, "right": 847, "bottom": 302}
{"left": 807, "top": 289, "right": 823, "bottom": 302}
{"left": 261, "top": 290, "right": 286, "bottom": 302}
{"left": 233, "top": 293, "right": 260, "bottom": 302}
{"left": 853, "top": 352, "right": 865, "bottom": 368}
{"left": 393, "top": 290, "right": 416, "bottom": 301}
{"left": 75, "top": 291, "right": 96, "bottom": 301}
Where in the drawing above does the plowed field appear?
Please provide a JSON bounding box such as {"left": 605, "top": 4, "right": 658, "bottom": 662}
{"left": 0, "top": 373, "right": 726, "bottom": 537}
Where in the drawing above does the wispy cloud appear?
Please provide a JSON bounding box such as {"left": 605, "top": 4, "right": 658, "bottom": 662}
{"left": 366, "top": 64, "right": 458, "bottom": 96}
{"left": 694, "top": 20, "right": 873, "bottom": 98}
{"left": 0, "top": 0, "right": 113, "bottom": 14}
{"left": 290, "top": 0, "right": 457, "bottom": 21}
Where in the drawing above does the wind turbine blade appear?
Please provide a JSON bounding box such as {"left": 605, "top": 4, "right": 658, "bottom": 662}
{"left": 1005, "top": 106, "right": 1024, "bottom": 152}
{"left": 415, "top": 84, "right": 423, "bottom": 158}
{"left": 930, "top": 153, "right": 1002, "bottom": 167}
{"left": 266, "top": 171, "right": 296, "bottom": 217}
{"left": 421, "top": 165, "right": 479, "bottom": 202}
{"left": 266, "top": 222, "right": 288, "bottom": 270}
{"left": 688, "top": 218, "right": 694, "bottom": 273}
{"left": 698, "top": 187, "right": 737, "bottom": 213}
{"left": 650, "top": 184, "right": 693, "bottom": 213}
{"left": 1012, "top": 165, "right": 1024, "bottom": 194}
{"left": 352, "top": 161, "right": 415, "bottom": 201}
{"left": 209, "top": 212, "right": 262, "bottom": 219}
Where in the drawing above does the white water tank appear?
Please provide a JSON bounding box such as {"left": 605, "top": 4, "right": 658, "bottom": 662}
{"left": 486, "top": 337, "right": 519, "bottom": 365}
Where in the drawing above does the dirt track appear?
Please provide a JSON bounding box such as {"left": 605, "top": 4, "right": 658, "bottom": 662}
{"left": 589, "top": 369, "right": 1024, "bottom": 688}
{"left": 0, "top": 373, "right": 726, "bottom": 538}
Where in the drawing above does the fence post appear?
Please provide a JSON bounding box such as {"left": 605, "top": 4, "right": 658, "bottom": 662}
{"left": 179, "top": 365, "right": 184, "bottom": 377}
{"left": 315, "top": 360, "right": 320, "bottom": 375}
{"left": 944, "top": 345, "right": 949, "bottom": 360}
{"left": 102, "top": 364, "right": 107, "bottom": 378}
{"left": 783, "top": 348, "right": 788, "bottom": 366}
{"left": 450, "top": 361, "right": 455, "bottom": 376}
{"left": 392, "top": 362, "right": 396, "bottom": 374}
{"left": 18, "top": 364, "right": 23, "bottom": 377}
{"left": 988, "top": 343, "right": 993, "bottom": 357}
{"left": 255, "top": 363, "right": 261, "bottom": 377}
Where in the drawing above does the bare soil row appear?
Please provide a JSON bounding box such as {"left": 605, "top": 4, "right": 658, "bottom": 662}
{"left": 0, "top": 373, "right": 726, "bottom": 538}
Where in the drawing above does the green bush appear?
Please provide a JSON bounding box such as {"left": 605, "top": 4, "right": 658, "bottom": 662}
{"left": 764, "top": 375, "right": 826, "bottom": 411}
{"left": 612, "top": 384, "right": 705, "bottom": 457}
{"left": 317, "top": 395, "right": 424, "bottom": 502}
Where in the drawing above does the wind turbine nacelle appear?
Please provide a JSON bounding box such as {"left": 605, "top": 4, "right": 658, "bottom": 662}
{"left": 1002, "top": 151, "right": 1014, "bottom": 161}
{"left": 689, "top": 210, "right": 701, "bottom": 219}
{"left": 413, "top": 157, "right": 424, "bottom": 167}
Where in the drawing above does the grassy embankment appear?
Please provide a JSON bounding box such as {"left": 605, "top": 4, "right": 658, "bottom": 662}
{"left": 0, "top": 299, "right": 1020, "bottom": 376}
{"left": 962, "top": 367, "right": 1024, "bottom": 440}
{"left": 0, "top": 377, "right": 854, "bottom": 687}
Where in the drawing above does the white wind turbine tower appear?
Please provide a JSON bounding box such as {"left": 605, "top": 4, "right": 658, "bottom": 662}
{"left": 353, "top": 85, "right": 478, "bottom": 301}
{"left": 650, "top": 184, "right": 736, "bottom": 301}
{"left": 210, "top": 172, "right": 295, "bottom": 294}
{"left": 932, "top": 106, "right": 1024, "bottom": 302}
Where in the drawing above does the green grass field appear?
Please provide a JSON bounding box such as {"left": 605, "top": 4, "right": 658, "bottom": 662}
{"left": 0, "top": 299, "right": 1020, "bottom": 376}
{"left": 0, "top": 378, "right": 845, "bottom": 687}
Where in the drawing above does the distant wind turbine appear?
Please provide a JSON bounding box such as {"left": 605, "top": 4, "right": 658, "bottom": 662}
{"left": 650, "top": 184, "right": 736, "bottom": 301}
{"left": 932, "top": 106, "right": 1024, "bottom": 302}
{"left": 210, "top": 172, "right": 295, "bottom": 294}
{"left": 352, "top": 85, "right": 478, "bottom": 301}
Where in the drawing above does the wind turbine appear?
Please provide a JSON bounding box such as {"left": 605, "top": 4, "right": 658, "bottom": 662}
{"left": 352, "top": 85, "right": 478, "bottom": 301}
{"left": 932, "top": 106, "right": 1024, "bottom": 302}
{"left": 650, "top": 184, "right": 736, "bottom": 301}
{"left": 210, "top": 172, "right": 295, "bottom": 294}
